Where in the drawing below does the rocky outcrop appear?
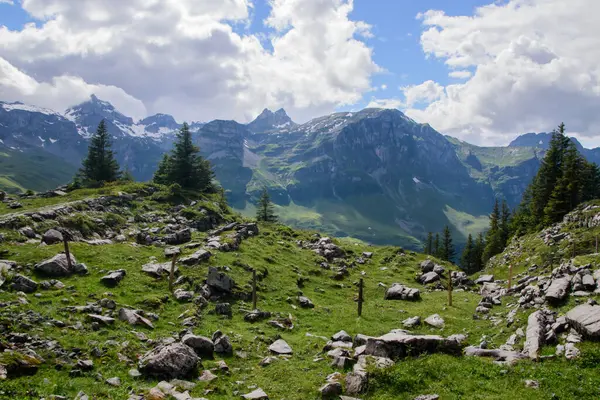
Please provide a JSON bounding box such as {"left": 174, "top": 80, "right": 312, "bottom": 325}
{"left": 545, "top": 277, "right": 571, "bottom": 302}
{"left": 566, "top": 304, "right": 600, "bottom": 338}
{"left": 34, "top": 253, "right": 86, "bottom": 277}
{"left": 523, "top": 310, "right": 546, "bottom": 360}
{"left": 138, "top": 343, "right": 198, "bottom": 379}
{"left": 384, "top": 284, "right": 420, "bottom": 301}
{"left": 100, "top": 270, "right": 126, "bottom": 287}
{"left": 364, "top": 331, "right": 466, "bottom": 360}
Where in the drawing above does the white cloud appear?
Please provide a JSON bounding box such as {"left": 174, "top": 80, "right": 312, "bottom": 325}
{"left": 366, "top": 97, "right": 403, "bottom": 109}
{"left": 448, "top": 70, "right": 472, "bottom": 79}
{"left": 401, "top": 80, "right": 444, "bottom": 107}
{"left": 408, "top": 0, "right": 600, "bottom": 145}
{"left": 380, "top": 84, "right": 387, "bottom": 90}
{"left": 0, "top": 0, "right": 379, "bottom": 123}
{"left": 0, "top": 0, "right": 14, "bottom": 5}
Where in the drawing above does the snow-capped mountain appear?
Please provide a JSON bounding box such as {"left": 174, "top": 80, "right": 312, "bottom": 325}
{"left": 247, "top": 108, "right": 296, "bottom": 134}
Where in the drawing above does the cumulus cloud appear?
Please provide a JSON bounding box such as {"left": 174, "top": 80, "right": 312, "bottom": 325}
{"left": 0, "top": 0, "right": 14, "bottom": 5}
{"left": 366, "top": 97, "right": 403, "bottom": 109}
{"left": 401, "top": 80, "right": 444, "bottom": 107}
{"left": 448, "top": 70, "right": 472, "bottom": 79}
{"left": 407, "top": 0, "right": 600, "bottom": 145}
{"left": 0, "top": 0, "right": 379, "bottom": 123}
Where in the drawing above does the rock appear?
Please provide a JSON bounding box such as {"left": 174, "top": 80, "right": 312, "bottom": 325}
{"left": 420, "top": 272, "right": 440, "bottom": 285}
{"left": 384, "top": 284, "right": 420, "bottom": 301}
{"left": 244, "top": 310, "right": 271, "bottom": 322}
{"left": 364, "top": 331, "right": 465, "bottom": 360}
{"left": 19, "top": 226, "right": 36, "bottom": 238}
{"left": 179, "top": 249, "right": 211, "bottom": 266}
{"left": 129, "top": 369, "right": 141, "bottom": 377}
{"left": 523, "top": 310, "right": 546, "bottom": 360}
{"left": 524, "top": 380, "right": 539, "bottom": 389}
{"left": 269, "top": 339, "right": 293, "bottom": 355}
{"left": 298, "top": 296, "right": 315, "bottom": 308}
{"left": 402, "top": 316, "right": 421, "bottom": 328}
{"left": 100, "top": 269, "right": 126, "bottom": 287}
{"left": 582, "top": 274, "right": 596, "bottom": 291}
{"left": 545, "top": 276, "right": 571, "bottom": 302}
{"left": 165, "top": 228, "right": 192, "bottom": 245}
{"left": 565, "top": 342, "right": 581, "bottom": 359}
{"left": 332, "top": 330, "right": 352, "bottom": 342}
{"left": 207, "top": 267, "right": 234, "bottom": 292}
{"left": 10, "top": 274, "right": 38, "bottom": 293}
{"left": 142, "top": 262, "right": 177, "bottom": 278}
{"left": 319, "top": 382, "right": 342, "bottom": 398}
{"left": 34, "top": 253, "right": 79, "bottom": 277}
{"left": 551, "top": 316, "right": 569, "bottom": 333}
{"left": 181, "top": 334, "right": 214, "bottom": 357}
{"left": 118, "top": 308, "right": 154, "bottom": 329}
{"left": 464, "top": 346, "right": 528, "bottom": 365}
{"left": 87, "top": 314, "right": 115, "bottom": 325}
{"left": 362, "top": 252, "right": 373, "bottom": 258}
{"left": 345, "top": 371, "right": 368, "bottom": 395}
{"left": 242, "top": 388, "right": 269, "bottom": 399}
{"left": 106, "top": 377, "right": 121, "bottom": 386}
{"left": 331, "top": 355, "right": 355, "bottom": 369}
{"left": 215, "top": 303, "right": 232, "bottom": 316}
{"left": 198, "top": 370, "right": 217, "bottom": 382}
{"left": 565, "top": 304, "right": 600, "bottom": 338}
{"left": 74, "top": 392, "right": 89, "bottom": 400}
{"left": 174, "top": 289, "right": 194, "bottom": 302}
{"left": 42, "top": 229, "right": 63, "bottom": 245}
{"left": 164, "top": 247, "right": 181, "bottom": 258}
{"left": 420, "top": 260, "right": 435, "bottom": 273}
{"left": 138, "top": 342, "right": 198, "bottom": 379}
{"left": 424, "top": 314, "right": 444, "bottom": 328}
{"left": 475, "top": 275, "right": 494, "bottom": 284}
{"left": 433, "top": 265, "right": 445, "bottom": 275}
{"left": 414, "top": 396, "right": 440, "bottom": 400}
{"left": 214, "top": 334, "right": 233, "bottom": 355}
{"left": 76, "top": 359, "right": 94, "bottom": 371}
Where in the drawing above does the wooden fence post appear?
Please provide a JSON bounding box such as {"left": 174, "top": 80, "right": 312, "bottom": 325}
{"left": 596, "top": 236, "right": 598, "bottom": 253}
{"left": 63, "top": 236, "right": 72, "bottom": 270}
{"left": 252, "top": 269, "right": 257, "bottom": 310}
{"left": 169, "top": 253, "right": 177, "bottom": 293}
{"left": 508, "top": 264, "right": 513, "bottom": 291}
{"left": 357, "top": 278, "right": 364, "bottom": 317}
{"left": 447, "top": 272, "right": 453, "bottom": 307}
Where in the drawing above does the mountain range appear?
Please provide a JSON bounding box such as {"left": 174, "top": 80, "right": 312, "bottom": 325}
{"left": 2, "top": 95, "right": 599, "bottom": 248}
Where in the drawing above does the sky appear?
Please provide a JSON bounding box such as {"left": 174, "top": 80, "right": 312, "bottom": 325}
{"left": 1, "top": 0, "right": 600, "bottom": 147}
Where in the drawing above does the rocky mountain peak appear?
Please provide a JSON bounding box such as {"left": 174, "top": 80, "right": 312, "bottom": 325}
{"left": 65, "top": 95, "right": 134, "bottom": 130}
{"left": 139, "top": 113, "right": 180, "bottom": 134}
{"left": 247, "top": 107, "right": 296, "bottom": 134}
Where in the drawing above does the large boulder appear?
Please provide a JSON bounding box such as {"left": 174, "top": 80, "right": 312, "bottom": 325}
{"left": 179, "top": 249, "right": 211, "bottom": 266}
{"left": 545, "top": 277, "right": 571, "bottom": 302}
{"left": 475, "top": 275, "right": 494, "bottom": 284}
{"left": 565, "top": 304, "right": 600, "bottom": 338}
{"left": 269, "top": 339, "right": 293, "bottom": 355}
{"left": 100, "top": 270, "right": 126, "bottom": 287}
{"left": 384, "top": 284, "right": 420, "bottom": 301}
{"left": 142, "top": 262, "right": 177, "bottom": 278}
{"left": 11, "top": 274, "right": 38, "bottom": 293}
{"left": 42, "top": 229, "right": 63, "bottom": 245}
{"left": 523, "top": 310, "right": 546, "bottom": 360}
{"left": 364, "top": 331, "right": 465, "bottom": 360}
{"left": 420, "top": 260, "right": 435, "bottom": 273}
{"left": 138, "top": 343, "right": 198, "bottom": 379}
{"left": 181, "top": 334, "right": 214, "bottom": 358}
{"left": 164, "top": 228, "right": 192, "bottom": 245}
{"left": 420, "top": 272, "right": 440, "bottom": 285}
{"left": 206, "top": 267, "right": 235, "bottom": 292}
{"left": 34, "top": 253, "right": 82, "bottom": 277}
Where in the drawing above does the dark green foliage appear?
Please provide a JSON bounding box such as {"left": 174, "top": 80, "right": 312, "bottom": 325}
{"left": 433, "top": 233, "right": 440, "bottom": 258}
{"left": 460, "top": 234, "right": 476, "bottom": 274}
{"left": 473, "top": 232, "right": 485, "bottom": 272}
{"left": 120, "top": 169, "right": 135, "bottom": 182}
{"left": 424, "top": 232, "right": 433, "bottom": 255}
{"left": 440, "top": 225, "right": 455, "bottom": 262}
{"left": 256, "top": 187, "right": 278, "bottom": 222}
{"left": 483, "top": 199, "right": 505, "bottom": 262}
{"left": 153, "top": 123, "right": 214, "bottom": 192}
{"left": 77, "top": 120, "right": 121, "bottom": 186}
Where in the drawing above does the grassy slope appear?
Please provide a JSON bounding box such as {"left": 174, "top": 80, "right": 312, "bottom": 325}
{"left": 0, "top": 147, "right": 76, "bottom": 194}
{"left": 1, "top": 187, "right": 599, "bottom": 399}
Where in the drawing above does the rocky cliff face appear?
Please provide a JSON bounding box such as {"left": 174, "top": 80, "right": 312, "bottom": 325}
{"left": 247, "top": 108, "right": 296, "bottom": 134}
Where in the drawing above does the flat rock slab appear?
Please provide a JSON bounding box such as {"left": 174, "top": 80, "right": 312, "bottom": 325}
{"left": 384, "top": 283, "right": 420, "bottom": 301}
{"left": 87, "top": 314, "right": 115, "bottom": 325}
{"left": 269, "top": 339, "right": 293, "bottom": 355}
{"left": 464, "top": 346, "right": 528, "bottom": 365}
{"left": 566, "top": 304, "right": 600, "bottom": 338}
{"left": 34, "top": 253, "right": 79, "bottom": 277}
{"left": 424, "top": 314, "right": 445, "bottom": 328}
{"left": 100, "top": 269, "right": 126, "bottom": 287}
{"left": 475, "top": 275, "right": 494, "bottom": 284}
{"left": 118, "top": 308, "right": 154, "bottom": 329}
{"left": 179, "top": 249, "right": 211, "bottom": 266}
{"left": 142, "top": 262, "right": 178, "bottom": 278}
{"left": 364, "top": 332, "right": 465, "bottom": 360}
{"left": 545, "top": 277, "right": 571, "bottom": 302}
{"left": 523, "top": 310, "right": 545, "bottom": 360}
{"left": 242, "top": 388, "right": 269, "bottom": 399}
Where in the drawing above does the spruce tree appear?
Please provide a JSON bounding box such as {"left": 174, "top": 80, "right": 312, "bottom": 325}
{"left": 425, "top": 232, "right": 433, "bottom": 255}
{"left": 256, "top": 187, "right": 277, "bottom": 222}
{"left": 500, "top": 200, "right": 511, "bottom": 247}
{"left": 461, "top": 234, "right": 475, "bottom": 273}
{"left": 433, "top": 233, "right": 441, "bottom": 258}
{"left": 474, "top": 232, "right": 485, "bottom": 272}
{"left": 441, "top": 226, "right": 455, "bottom": 262}
{"left": 153, "top": 123, "right": 214, "bottom": 191}
{"left": 483, "top": 199, "right": 504, "bottom": 262}
{"left": 78, "top": 120, "right": 121, "bottom": 185}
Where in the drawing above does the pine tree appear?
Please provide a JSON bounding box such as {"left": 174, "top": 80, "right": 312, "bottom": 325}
{"left": 121, "top": 168, "right": 135, "bottom": 182}
{"left": 424, "top": 232, "right": 433, "bottom": 255}
{"left": 78, "top": 120, "right": 121, "bottom": 186}
{"left": 153, "top": 123, "right": 214, "bottom": 191}
{"left": 474, "top": 232, "right": 485, "bottom": 272}
{"left": 256, "top": 187, "right": 277, "bottom": 222}
{"left": 461, "top": 234, "right": 475, "bottom": 273}
{"left": 441, "top": 226, "right": 455, "bottom": 262}
{"left": 433, "top": 233, "right": 441, "bottom": 258}
{"left": 500, "top": 200, "right": 511, "bottom": 247}
{"left": 483, "top": 199, "right": 504, "bottom": 262}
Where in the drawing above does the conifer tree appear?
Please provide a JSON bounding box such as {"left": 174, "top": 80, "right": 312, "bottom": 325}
{"left": 424, "top": 232, "right": 433, "bottom": 255}
{"left": 433, "top": 233, "right": 441, "bottom": 258}
{"left": 153, "top": 123, "right": 214, "bottom": 191}
{"left": 483, "top": 199, "right": 504, "bottom": 262}
{"left": 256, "top": 187, "right": 277, "bottom": 222}
{"left": 461, "top": 234, "right": 475, "bottom": 273}
{"left": 78, "top": 120, "right": 121, "bottom": 185}
{"left": 500, "top": 200, "right": 511, "bottom": 247}
{"left": 474, "top": 232, "right": 485, "bottom": 272}
{"left": 441, "top": 226, "right": 455, "bottom": 262}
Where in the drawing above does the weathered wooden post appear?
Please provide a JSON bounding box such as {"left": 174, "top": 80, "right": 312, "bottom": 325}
{"left": 508, "top": 264, "right": 513, "bottom": 290}
{"left": 63, "top": 236, "right": 72, "bottom": 270}
{"left": 169, "top": 253, "right": 177, "bottom": 293}
{"left": 357, "top": 278, "right": 364, "bottom": 317}
{"left": 252, "top": 269, "right": 257, "bottom": 310}
{"left": 596, "top": 236, "right": 598, "bottom": 253}
{"left": 447, "top": 272, "right": 453, "bottom": 307}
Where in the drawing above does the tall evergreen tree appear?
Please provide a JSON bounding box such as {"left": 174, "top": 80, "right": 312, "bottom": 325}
{"left": 153, "top": 123, "right": 214, "bottom": 191}
{"left": 433, "top": 233, "right": 441, "bottom": 258}
{"left": 483, "top": 199, "right": 504, "bottom": 262}
{"left": 441, "top": 226, "right": 455, "bottom": 262}
{"left": 500, "top": 200, "right": 511, "bottom": 247}
{"left": 424, "top": 232, "right": 433, "bottom": 255}
{"left": 473, "top": 232, "right": 485, "bottom": 272}
{"left": 256, "top": 187, "right": 277, "bottom": 222}
{"left": 78, "top": 120, "right": 121, "bottom": 185}
{"left": 461, "top": 234, "right": 475, "bottom": 273}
